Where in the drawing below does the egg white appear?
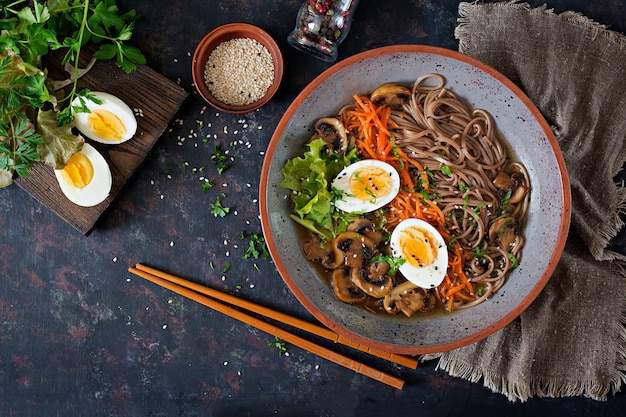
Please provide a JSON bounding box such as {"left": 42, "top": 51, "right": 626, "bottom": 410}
{"left": 332, "top": 159, "right": 400, "bottom": 213}
{"left": 390, "top": 218, "right": 449, "bottom": 289}
{"left": 54, "top": 143, "right": 112, "bottom": 207}
{"left": 72, "top": 91, "right": 137, "bottom": 144}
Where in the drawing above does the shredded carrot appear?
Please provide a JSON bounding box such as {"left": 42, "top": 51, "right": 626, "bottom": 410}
{"left": 343, "top": 95, "right": 477, "bottom": 312}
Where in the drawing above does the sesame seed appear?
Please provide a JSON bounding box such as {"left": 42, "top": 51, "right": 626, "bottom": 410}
{"left": 203, "top": 38, "right": 274, "bottom": 106}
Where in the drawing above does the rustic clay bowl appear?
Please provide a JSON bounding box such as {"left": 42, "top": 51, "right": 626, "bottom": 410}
{"left": 260, "top": 45, "right": 571, "bottom": 354}
{"left": 192, "top": 23, "right": 283, "bottom": 114}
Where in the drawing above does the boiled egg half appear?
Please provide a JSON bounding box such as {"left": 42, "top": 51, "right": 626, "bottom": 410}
{"left": 72, "top": 92, "right": 137, "bottom": 144}
{"left": 331, "top": 159, "right": 400, "bottom": 213}
{"left": 390, "top": 218, "right": 448, "bottom": 288}
{"left": 54, "top": 143, "right": 112, "bottom": 207}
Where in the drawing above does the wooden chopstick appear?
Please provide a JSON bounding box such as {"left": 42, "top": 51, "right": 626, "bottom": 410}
{"left": 134, "top": 263, "right": 418, "bottom": 370}
{"left": 128, "top": 265, "right": 406, "bottom": 390}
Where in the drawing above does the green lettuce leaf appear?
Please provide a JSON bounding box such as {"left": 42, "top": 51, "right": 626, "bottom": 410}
{"left": 35, "top": 109, "right": 84, "bottom": 169}
{"left": 281, "top": 138, "right": 358, "bottom": 240}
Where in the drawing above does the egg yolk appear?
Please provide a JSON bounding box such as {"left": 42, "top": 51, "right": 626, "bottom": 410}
{"left": 348, "top": 165, "right": 393, "bottom": 202}
{"left": 59, "top": 152, "right": 94, "bottom": 189}
{"left": 88, "top": 109, "right": 126, "bottom": 142}
{"left": 398, "top": 226, "right": 439, "bottom": 268}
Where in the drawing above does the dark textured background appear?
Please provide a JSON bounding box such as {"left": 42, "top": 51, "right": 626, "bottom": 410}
{"left": 2, "top": 1, "right": 625, "bottom": 416}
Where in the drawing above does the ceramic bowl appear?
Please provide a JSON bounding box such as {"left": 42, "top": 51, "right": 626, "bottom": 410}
{"left": 260, "top": 45, "right": 571, "bottom": 354}
{"left": 192, "top": 23, "right": 283, "bottom": 114}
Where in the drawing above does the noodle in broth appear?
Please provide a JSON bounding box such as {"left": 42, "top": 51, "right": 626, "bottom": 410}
{"left": 284, "top": 73, "right": 529, "bottom": 315}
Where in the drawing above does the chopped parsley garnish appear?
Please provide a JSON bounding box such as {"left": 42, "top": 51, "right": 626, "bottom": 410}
{"left": 269, "top": 337, "right": 288, "bottom": 356}
{"left": 369, "top": 254, "right": 406, "bottom": 275}
{"left": 201, "top": 180, "right": 215, "bottom": 193}
{"left": 211, "top": 145, "right": 229, "bottom": 174}
{"left": 210, "top": 193, "right": 230, "bottom": 217}
{"left": 240, "top": 232, "right": 270, "bottom": 260}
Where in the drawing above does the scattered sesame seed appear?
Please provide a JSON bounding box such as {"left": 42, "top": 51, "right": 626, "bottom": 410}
{"left": 203, "top": 38, "right": 274, "bottom": 106}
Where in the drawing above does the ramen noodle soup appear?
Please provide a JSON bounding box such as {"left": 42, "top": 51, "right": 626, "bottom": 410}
{"left": 280, "top": 73, "right": 529, "bottom": 318}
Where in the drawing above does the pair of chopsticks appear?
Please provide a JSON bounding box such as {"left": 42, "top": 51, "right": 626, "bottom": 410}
{"left": 128, "top": 263, "right": 418, "bottom": 389}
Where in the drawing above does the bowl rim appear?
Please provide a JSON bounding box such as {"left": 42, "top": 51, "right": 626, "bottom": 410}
{"left": 260, "top": 44, "right": 571, "bottom": 354}
{"left": 191, "top": 22, "right": 284, "bottom": 114}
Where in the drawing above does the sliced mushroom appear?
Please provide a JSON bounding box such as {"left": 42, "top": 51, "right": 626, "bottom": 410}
{"left": 370, "top": 83, "right": 412, "bottom": 108}
{"left": 335, "top": 231, "right": 377, "bottom": 269}
{"left": 363, "top": 296, "right": 386, "bottom": 314}
{"left": 302, "top": 234, "right": 330, "bottom": 263}
{"left": 365, "top": 260, "right": 390, "bottom": 281}
{"left": 350, "top": 267, "right": 393, "bottom": 298}
{"left": 493, "top": 171, "right": 528, "bottom": 205}
{"left": 331, "top": 268, "right": 366, "bottom": 304}
{"left": 508, "top": 172, "right": 528, "bottom": 204}
{"left": 302, "top": 234, "right": 344, "bottom": 269}
{"left": 313, "top": 117, "right": 348, "bottom": 154}
{"left": 346, "top": 218, "right": 384, "bottom": 246}
{"left": 320, "top": 245, "right": 345, "bottom": 269}
{"left": 383, "top": 280, "right": 430, "bottom": 317}
{"left": 488, "top": 216, "right": 518, "bottom": 250}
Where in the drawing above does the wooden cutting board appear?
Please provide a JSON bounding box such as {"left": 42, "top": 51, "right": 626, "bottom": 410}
{"left": 15, "top": 50, "right": 188, "bottom": 235}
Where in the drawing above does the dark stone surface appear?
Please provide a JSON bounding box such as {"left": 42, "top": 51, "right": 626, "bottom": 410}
{"left": 2, "top": 1, "right": 626, "bottom": 415}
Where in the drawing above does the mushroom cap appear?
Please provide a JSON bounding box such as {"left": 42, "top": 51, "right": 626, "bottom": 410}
{"left": 313, "top": 117, "right": 348, "bottom": 154}
{"left": 331, "top": 268, "right": 366, "bottom": 304}
{"left": 370, "top": 83, "right": 412, "bottom": 108}
{"left": 350, "top": 267, "right": 393, "bottom": 298}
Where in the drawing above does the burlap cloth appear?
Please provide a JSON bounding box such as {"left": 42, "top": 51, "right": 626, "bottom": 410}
{"left": 422, "top": 1, "right": 626, "bottom": 402}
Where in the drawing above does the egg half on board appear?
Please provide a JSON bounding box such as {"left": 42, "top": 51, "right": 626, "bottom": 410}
{"left": 390, "top": 218, "right": 449, "bottom": 289}
{"left": 331, "top": 159, "right": 400, "bottom": 214}
{"left": 72, "top": 92, "right": 137, "bottom": 144}
{"left": 54, "top": 143, "right": 112, "bottom": 207}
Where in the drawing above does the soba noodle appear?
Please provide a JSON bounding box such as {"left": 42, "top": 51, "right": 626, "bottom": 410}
{"left": 382, "top": 73, "right": 528, "bottom": 309}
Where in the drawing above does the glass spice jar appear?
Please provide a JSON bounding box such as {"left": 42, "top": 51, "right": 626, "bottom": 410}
{"left": 287, "top": 0, "right": 360, "bottom": 62}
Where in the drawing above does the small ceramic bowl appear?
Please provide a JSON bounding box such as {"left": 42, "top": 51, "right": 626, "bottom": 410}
{"left": 192, "top": 23, "right": 283, "bottom": 114}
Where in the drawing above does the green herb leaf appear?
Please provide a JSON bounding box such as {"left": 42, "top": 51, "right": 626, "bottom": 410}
{"left": 211, "top": 145, "right": 229, "bottom": 174}
{"left": 369, "top": 254, "right": 405, "bottom": 275}
{"left": 240, "top": 233, "right": 270, "bottom": 260}
{"left": 268, "top": 337, "right": 288, "bottom": 356}
{"left": 201, "top": 180, "right": 215, "bottom": 193}
{"left": 210, "top": 194, "right": 230, "bottom": 217}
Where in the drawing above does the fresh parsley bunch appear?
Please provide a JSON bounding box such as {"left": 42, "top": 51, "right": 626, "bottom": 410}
{"left": 0, "top": 0, "right": 146, "bottom": 187}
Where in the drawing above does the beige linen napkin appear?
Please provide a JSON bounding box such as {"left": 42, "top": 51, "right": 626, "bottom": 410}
{"left": 423, "top": 1, "right": 626, "bottom": 402}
